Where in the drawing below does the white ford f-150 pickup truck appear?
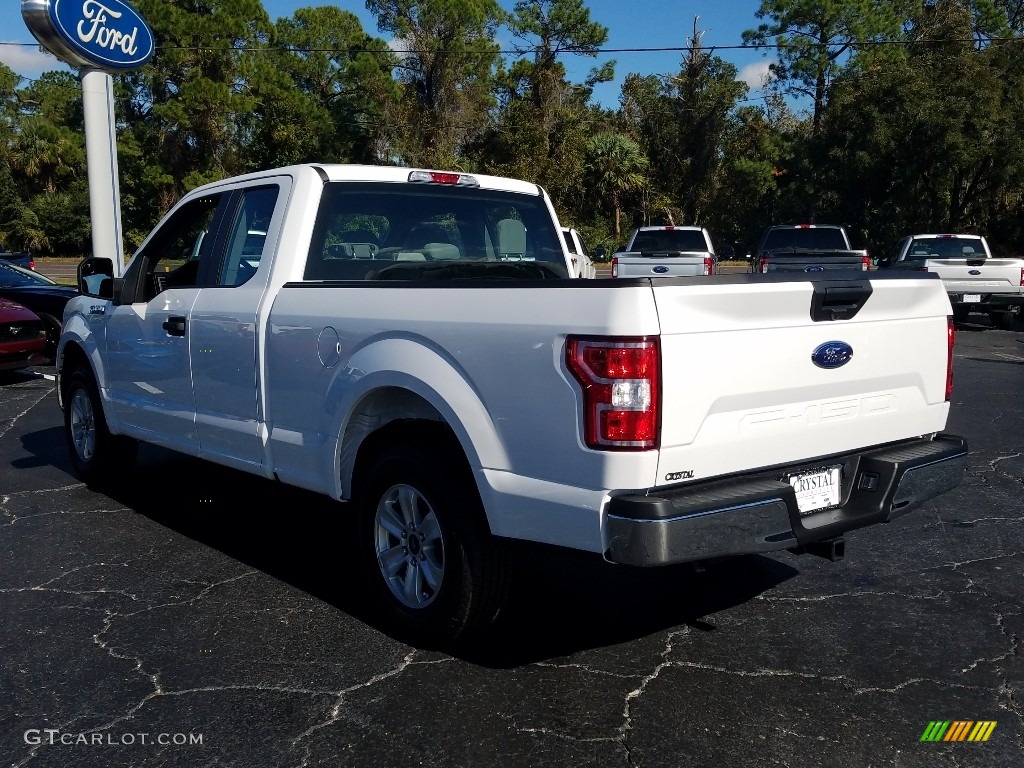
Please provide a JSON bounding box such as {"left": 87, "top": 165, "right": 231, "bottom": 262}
{"left": 58, "top": 163, "right": 967, "bottom": 643}
{"left": 883, "top": 233, "right": 1024, "bottom": 327}
{"left": 612, "top": 226, "right": 716, "bottom": 277}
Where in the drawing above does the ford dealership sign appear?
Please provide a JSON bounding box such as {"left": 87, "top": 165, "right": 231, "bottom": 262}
{"left": 22, "top": 0, "right": 154, "bottom": 71}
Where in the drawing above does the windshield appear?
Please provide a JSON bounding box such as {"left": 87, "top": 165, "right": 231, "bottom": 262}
{"left": 908, "top": 237, "right": 986, "bottom": 259}
{"left": 631, "top": 230, "right": 708, "bottom": 252}
{"left": 762, "top": 228, "right": 848, "bottom": 250}
{"left": 0, "top": 262, "right": 56, "bottom": 287}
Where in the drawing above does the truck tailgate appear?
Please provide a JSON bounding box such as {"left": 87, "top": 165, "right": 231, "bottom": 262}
{"left": 615, "top": 252, "right": 710, "bottom": 278}
{"left": 651, "top": 275, "right": 952, "bottom": 487}
{"left": 762, "top": 255, "right": 866, "bottom": 272}
{"left": 928, "top": 258, "right": 1024, "bottom": 295}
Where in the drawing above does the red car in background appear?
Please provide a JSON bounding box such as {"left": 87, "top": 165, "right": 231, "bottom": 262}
{"left": 0, "top": 297, "right": 47, "bottom": 372}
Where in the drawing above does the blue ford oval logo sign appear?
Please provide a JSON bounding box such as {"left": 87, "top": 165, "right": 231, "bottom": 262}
{"left": 23, "top": 0, "right": 155, "bottom": 71}
{"left": 652, "top": 266, "right": 669, "bottom": 274}
{"left": 805, "top": 265, "right": 825, "bottom": 272}
{"left": 968, "top": 269, "right": 981, "bottom": 275}
{"left": 812, "top": 341, "right": 853, "bottom": 369}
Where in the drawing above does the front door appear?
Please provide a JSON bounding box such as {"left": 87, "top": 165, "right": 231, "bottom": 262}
{"left": 105, "top": 194, "right": 226, "bottom": 454}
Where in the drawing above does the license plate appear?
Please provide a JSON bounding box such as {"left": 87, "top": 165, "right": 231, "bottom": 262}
{"left": 962, "top": 294, "right": 981, "bottom": 303}
{"left": 787, "top": 466, "right": 841, "bottom": 515}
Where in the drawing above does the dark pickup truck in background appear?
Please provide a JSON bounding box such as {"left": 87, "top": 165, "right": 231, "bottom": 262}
{"left": 0, "top": 248, "right": 35, "bottom": 271}
{"left": 755, "top": 225, "right": 870, "bottom": 273}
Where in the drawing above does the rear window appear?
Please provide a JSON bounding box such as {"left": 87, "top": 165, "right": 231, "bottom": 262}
{"left": 908, "top": 237, "right": 986, "bottom": 259}
{"left": 762, "top": 228, "right": 848, "bottom": 250}
{"left": 631, "top": 229, "right": 708, "bottom": 252}
{"left": 304, "top": 183, "right": 568, "bottom": 281}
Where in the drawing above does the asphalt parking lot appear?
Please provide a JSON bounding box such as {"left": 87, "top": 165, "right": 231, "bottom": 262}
{"left": 1, "top": 320, "right": 1021, "bottom": 768}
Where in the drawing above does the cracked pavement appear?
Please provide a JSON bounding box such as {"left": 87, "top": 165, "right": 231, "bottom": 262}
{"left": 1, "top": 326, "right": 1021, "bottom": 767}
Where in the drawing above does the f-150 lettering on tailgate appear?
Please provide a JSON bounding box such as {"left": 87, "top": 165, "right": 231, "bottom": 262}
{"left": 740, "top": 394, "right": 896, "bottom": 431}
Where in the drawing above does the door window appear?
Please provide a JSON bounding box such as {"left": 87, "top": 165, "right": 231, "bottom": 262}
{"left": 124, "top": 195, "right": 223, "bottom": 302}
{"left": 219, "top": 186, "right": 280, "bottom": 287}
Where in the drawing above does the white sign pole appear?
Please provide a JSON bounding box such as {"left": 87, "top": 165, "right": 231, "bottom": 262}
{"left": 80, "top": 67, "right": 126, "bottom": 277}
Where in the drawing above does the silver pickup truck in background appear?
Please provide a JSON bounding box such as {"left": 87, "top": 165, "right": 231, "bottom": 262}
{"left": 612, "top": 226, "right": 715, "bottom": 278}
{"left": 882, "top": 233, "right": 1024, "bottom": 327}
{"left": 755, "top": 224, "right": 870, "bottom": 273}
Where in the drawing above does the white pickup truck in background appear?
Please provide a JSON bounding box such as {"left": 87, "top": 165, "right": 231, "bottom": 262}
{"left": 612, "top": 226, "right": 716, "bottom": 277}
{"left": 59, "top": 163, "right": 967, "bottom": 643}
{"left": 883, "top": 233, "right": 1024, "bottom": 327}
{"left": 560, "top": 227, "right": 596, "bottom": 279}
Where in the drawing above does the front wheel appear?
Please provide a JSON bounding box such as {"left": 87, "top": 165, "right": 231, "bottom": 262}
{"left": 358, "top": 436, "right": 510, "bottom": 645}
{"left": 63, "top": 367, "right": 137, "bottom": 485}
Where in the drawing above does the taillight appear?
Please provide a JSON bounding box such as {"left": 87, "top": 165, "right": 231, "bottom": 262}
{"left": 1019, "top": 267, "right": 1023, "bottom": 287}
{"left": 703, "top": 256, "right": 714, "bottom": 276}
{"left": 29, "top": 259, "right": 36, "bottom": 271}
{"left": 611, "top": 257, "right": 618, "bottom": 278}
{"left": 759, "top": 257, "right": 769, "bottom": 273}
{"left": 946, "top": 316, "right": 955, "bottom": 401}
{"left": 566, "top": 337, "right": 660, "bottom": 450}
{"left": 861, "top": 255, "right": 871, "bottom": 271}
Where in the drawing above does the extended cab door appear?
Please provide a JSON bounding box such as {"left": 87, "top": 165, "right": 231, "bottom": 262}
{"left": 188, "top": 179, "right": 290, "bottom": 471}
{"left": 105, "top": 193, "right": 228, "bottom": 451}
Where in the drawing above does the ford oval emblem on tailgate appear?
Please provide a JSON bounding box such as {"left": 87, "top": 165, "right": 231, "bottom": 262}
{"left": 805, "top": 265, "right": 824, "bottom": 272}
{"left": 652, "top": 266, "right": 669, "bottom": 274}
{"left": 968, "top": 269, "right": 981, "bottom": 275}
{"left": 812, "top": 341, "right": 853, "bottom": 369}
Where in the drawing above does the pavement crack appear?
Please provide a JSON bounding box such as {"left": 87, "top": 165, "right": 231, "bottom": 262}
{"left": 0, "top": 386, "right": 53, "bottom": 440}
{"left": 93, "top": 608, "right": 165, "bottom": 698}
{"left": 531, "top": 661, "right": 644, "bottom": 680}
{"left": 960, "top": 611, "right": 1019, "bottom": 673}
{"left": 116, "top": 570, "right": 260, "bottom": 620}
{"left": 289, "top": 649, "right": 424, "bottom": 761}
{"left": 757, "top": 590, "right": 959, "bottom": 603}
{"left": 615, "top": 628, "right": 690, "bottom": 766}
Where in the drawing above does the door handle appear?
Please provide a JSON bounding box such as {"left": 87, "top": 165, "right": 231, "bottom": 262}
{"left": 162, "top": 316, "right": 187, "bottom": 336}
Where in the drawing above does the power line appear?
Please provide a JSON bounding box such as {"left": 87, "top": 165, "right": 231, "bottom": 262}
{"left": 3, "top": 36, "right": 1023, "bottom": 56}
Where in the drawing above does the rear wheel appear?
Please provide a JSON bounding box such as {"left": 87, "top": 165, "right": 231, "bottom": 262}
{"left": 63, "top": 367, "right": 137, "bottom": 485}
{"left": 357, "top": 435, "right": 510, "bottom": 645}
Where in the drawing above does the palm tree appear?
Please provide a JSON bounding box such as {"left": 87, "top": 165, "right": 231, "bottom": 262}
{"left": 584, "top": 131, "right": 648, "bottom": 240}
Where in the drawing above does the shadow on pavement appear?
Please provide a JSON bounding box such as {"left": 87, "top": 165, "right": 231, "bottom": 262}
{"left": 17, "top": 426, "right": 73, "bottom": 473}
{"left": 15, "top": 436, "right": 799, "bottom": 667}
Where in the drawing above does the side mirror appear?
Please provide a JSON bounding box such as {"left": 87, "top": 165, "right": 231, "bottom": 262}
{"left": 78, "top": 257, "right": 114, "bottom": 299}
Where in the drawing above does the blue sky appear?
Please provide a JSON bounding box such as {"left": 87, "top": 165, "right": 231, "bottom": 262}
{"left": 2, "top": 0, "right": 778, "bottom": 109}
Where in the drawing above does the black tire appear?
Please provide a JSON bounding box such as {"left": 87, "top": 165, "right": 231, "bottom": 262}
{"left": 357, "top": 435, "right": 511, "bottom": 646}
{"left": 952, "top": 305, "right": 970, "bottom": 323}
{"left": 63, "top": 367, "right": 137, "bottom": 485}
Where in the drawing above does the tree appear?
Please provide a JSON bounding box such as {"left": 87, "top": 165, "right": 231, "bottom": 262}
{"left": 742, "top": 0, "right": 914, "bottom": 137}
{"left": 618, "top": 20, "right": 747, "bottom": 225}
{"left": 367, "top": 0, "right": 505, "bottom": 168}
{"left": 584, "top": 131, "right": 648, "bottom": 240}
{"left": 249, "top": 6, "right": 399, "bottom": 167}
{"left": 121, "top": 0, "right": 275, "bottom": 214}
{"left": 475, "top": 0, "right": 611, "bottom": 212}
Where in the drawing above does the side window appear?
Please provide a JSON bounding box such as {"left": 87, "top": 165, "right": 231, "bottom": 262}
{"left": 562, "top": 231, "right": 577, "bottom": 254}
{"left": 219, "top": 186, "right": 280, "bottom": 287}
{"left": 135, "top": 195, "right": 222, "bottom": 300}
